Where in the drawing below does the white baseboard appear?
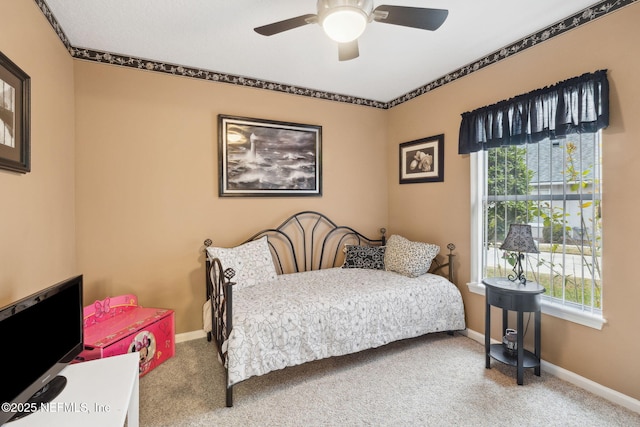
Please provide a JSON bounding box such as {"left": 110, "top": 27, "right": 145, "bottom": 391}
{"left": 460, "top": 328, "right": 640, "bottom": 414}
{"left": 176, "top": 329, "right": 207, "bottom": 343}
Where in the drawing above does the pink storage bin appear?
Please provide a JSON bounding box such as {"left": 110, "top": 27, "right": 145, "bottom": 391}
{"left": 75, "top": 294, "right": 175, "bottom": 377}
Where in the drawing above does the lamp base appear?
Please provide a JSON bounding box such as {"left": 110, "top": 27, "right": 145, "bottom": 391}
{"left": 507, "top": 253, "right": 528, "bottom": 285}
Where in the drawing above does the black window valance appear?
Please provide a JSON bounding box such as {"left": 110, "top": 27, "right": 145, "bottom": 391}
{"left": 458, "top": 70, "right": 609, "bottom": 154}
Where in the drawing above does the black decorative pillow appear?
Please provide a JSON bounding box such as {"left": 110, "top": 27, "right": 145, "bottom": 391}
{"left": 342, "top": 245, "right": 386, "bottom": 270}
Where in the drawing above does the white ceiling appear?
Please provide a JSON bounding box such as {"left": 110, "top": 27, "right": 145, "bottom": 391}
{"left": 44, "top": 0, "right": 604, "bottom": 103}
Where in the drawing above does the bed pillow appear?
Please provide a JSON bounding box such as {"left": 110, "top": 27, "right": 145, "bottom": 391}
{"left": 384, "top": 234, "right": 440, "bottom": 278}
{"left": 342, "top": 245, "right": 386, "bottom": 270}
{"left": 205, "top": 236, "right": 277, "bottom": 290}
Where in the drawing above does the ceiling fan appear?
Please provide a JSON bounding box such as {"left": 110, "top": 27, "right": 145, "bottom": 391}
{"left": 254, "top": 0, "right": 449, "bottom": 61}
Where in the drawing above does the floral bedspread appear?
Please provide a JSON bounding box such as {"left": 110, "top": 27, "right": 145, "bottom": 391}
{"left": 222, "top": 268, "right": 465, "bottom": 386}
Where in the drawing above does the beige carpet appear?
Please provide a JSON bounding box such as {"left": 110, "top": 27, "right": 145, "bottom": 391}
{"left": 139, "top": 333, "right": 639, "bottom": 426}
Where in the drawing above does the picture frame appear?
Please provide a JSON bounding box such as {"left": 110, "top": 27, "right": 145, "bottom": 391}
{"left": 218, "top": 115, "right": 322, "bottom": 197}
{"left": 0, "top": 51, "right": 30, "bottom": 173}
{"left": 399, "top": 134, "right": 444, "bottom": 184}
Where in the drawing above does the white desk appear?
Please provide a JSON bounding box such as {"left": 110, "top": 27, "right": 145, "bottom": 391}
{"left": 10, "top": 352, "right": 139, "bottom": 427}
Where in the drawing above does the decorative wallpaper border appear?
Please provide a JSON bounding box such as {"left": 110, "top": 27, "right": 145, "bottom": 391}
{"left": 387, "top": 0, "right": 637, "bottom": 108}
{"left": 36, "top": 0, "right": 636, "bottom": 110}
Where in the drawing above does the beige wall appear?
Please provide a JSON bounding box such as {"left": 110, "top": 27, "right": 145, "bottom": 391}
{"left": 73, "top": 62, "right": 389, "bottom": 333}
{"left": 0, "top": 1, "right": 76, "bottom": 304}
{"left": 387, "top": 4, "right": 640, "bottom": 400}
{"left": 2, "top": 0, "right": 639, "bottom": 404}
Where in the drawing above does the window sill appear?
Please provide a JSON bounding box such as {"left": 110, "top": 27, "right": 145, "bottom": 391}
{"left": 467, "top": 281, "right": 606, "bottom": 330}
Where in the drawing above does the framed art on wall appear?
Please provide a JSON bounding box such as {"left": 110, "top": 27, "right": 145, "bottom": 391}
{"left": 399, "top": 134, "right": 444, "bottom": 184}
{"left": 218, "top": 115, "right": 322, "bottom": 197}
{"left": 0, "top": 51, "right": 30, "bottom": 173}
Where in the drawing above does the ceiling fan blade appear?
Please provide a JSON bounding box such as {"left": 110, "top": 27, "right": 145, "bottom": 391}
{"left": 254, "top": 14, "right": 317, "bottom": 36}
{"left": 338, "top": 40, "right": 359, "bottom": 61}
{"left": 373, "top": 6, "right": 448, "bottom": 31}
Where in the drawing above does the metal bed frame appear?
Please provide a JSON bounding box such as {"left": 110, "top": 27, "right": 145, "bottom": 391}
{"left": 203, "top": 210, "right": 455, "bottom": 407}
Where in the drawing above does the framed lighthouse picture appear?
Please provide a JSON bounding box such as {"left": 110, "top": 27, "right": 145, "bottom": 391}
{"left": 218, "top": 115, "right": 322, "bottom": 197}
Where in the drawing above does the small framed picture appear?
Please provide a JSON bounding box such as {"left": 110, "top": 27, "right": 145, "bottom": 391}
{"left": 399, "top": 134, "right": 444, "bottom": 184}
{"left": 0, "top": 51, "right": 30, "bottom": 173}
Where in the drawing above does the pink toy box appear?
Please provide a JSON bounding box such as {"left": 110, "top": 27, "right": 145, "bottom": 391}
{"left": 75, "top": 294, "right": 175, "bottom": 377}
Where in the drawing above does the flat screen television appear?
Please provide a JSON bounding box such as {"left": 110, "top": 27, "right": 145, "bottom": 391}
{"left": 0, "top": 275, "right": 83, "bottom": 424}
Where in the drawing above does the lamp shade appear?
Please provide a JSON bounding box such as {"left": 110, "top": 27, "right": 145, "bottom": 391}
{"left": 500, "top": 224, "right": 539, "bottom": 254}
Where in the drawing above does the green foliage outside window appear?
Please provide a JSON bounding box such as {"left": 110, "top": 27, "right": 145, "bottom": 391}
{"left": 486, "top": 146, "right": 533, "bottom": 241}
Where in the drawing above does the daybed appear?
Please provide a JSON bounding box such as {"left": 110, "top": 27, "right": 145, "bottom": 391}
{"left": 203, "top": 211, "right": 465, "bottom": 407}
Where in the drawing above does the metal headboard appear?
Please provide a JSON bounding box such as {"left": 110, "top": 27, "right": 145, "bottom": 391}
{"left": 429, "top": 243, "right": 456, "bottom": 283}
{"left": 242, "top": 210, "right": 386, "bottom": 274}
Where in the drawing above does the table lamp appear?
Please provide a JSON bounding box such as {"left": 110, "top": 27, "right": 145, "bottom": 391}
{"left": 500, "top": 224, "right": 539, "bottom": 284}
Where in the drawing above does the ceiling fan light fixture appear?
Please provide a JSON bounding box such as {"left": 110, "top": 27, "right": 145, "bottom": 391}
{"left": 254, "top": 0, "right": 447, "bottom": 61}
{"left": 321, "top": 7, "right": 368, "bottom": 43}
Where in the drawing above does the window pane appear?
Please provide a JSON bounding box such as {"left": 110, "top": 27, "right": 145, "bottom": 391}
{"left": 482, "top": 133, "right": 602, "bottom": 313}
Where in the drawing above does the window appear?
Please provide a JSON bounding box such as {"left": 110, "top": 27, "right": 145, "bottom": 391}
{"left": 459, "top": 70, "right": 609, "bottom": 329}
{"left": 470, "top": 132, "right": 604, "bottom": 328}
